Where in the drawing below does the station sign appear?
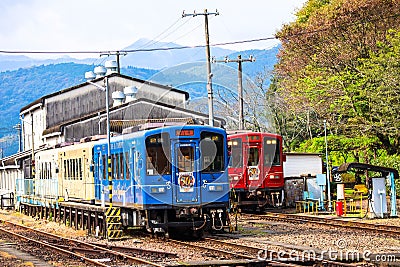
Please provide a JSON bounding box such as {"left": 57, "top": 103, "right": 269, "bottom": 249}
{"left": 332, "top": 172, "right": 343, "bottom": 183}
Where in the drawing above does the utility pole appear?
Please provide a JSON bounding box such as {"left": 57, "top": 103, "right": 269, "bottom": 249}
{"left": 212, "top": 55, "right": 255, "bottom": 130}
{"left": 182, "top": 9, "right": 219, "bottom": 126}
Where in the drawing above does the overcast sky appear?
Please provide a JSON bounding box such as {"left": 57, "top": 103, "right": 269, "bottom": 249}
{"left": 0, "top": 0, "right": 307, "bottom": 58}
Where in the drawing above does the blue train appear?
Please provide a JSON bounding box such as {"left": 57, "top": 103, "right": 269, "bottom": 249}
{"left": 17, "top": 124, "right": 230, "bottom": 237}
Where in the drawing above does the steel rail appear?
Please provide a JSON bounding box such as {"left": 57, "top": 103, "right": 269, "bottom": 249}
{"left": 169, "top": 238, "right": 254, "bottom": 259}
{"left": 0, "top": 226, "right": 109, "bottom": 267}
{"left": 171, "top": 238, "right": 315, "bottom": 267}
{"left": 0, "top": 219, "right": 164, "bottom": 267}
{"left": 262, "top": 213, "right": 400, "bottom": 236}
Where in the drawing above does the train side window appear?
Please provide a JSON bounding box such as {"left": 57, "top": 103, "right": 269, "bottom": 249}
{"left": 68, "top": 159, "right": 74, "bottom": 180}
{"left": 65, "top": 160, "right": 69, "bottom": 180}
{"left": 264, "top": 137, "right": 280, "bottom": 166}
{"left": 70, "top": 159, "right": 73, "bottom": 180}
{"left": 73, "top": 159, "right": 77, "bottom": 180}
{"left": 248, "top": 147, "right": 259, "bottom": 167}
{"left": 38, "top": 162, "right": 41, "bottom": 179}
{"left": 77, "top": 159, "right": 80, "bottom": 180}
{"left": 119, "top": 153, "right": 124, "bottom": 179}
{"left": 78, "top": 158, "right": 82, "bottom": 180}
{"left": 102, "top": 155, "right": 107, "bottom": 180}
{"left": 145, "top": 133, "right": 171, "bottom": 175}
{"left": 117, "top": 153, "right": 121, "bottom": 180}
{"left": 39, "top": 163, "right": 42, "bottom": 179}
{"left": 111, "top": 154, "right": 116, "bottom": 180}
{"left": 124, "top": 152, "right": 130, "bottom": 180}
{"left": 69, "top": 159, "right": 73, "bottom": 180}
{"left": 63, "top": 160, "right": 67, "bottom": 180}
{"left": 66, "top": 160, "right": 70, "bottom": 180}
{"left": 228, "top": 138, "right": 242, "bottom": 168}
{"left": 115, "top": 153, "right": 119, "bottom": 180}
{"left": 200, "top": 132, "right": 224, "bottom": 173}
{"left": 96, "top": 155, "right": 101, "bottom": 180}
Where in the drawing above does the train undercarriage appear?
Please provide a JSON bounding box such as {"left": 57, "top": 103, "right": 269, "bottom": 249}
{"left": 122, "top": 204, "right": 229, "bottom": 238}
{"left": 16, "top": 198, "right": 230, "bottom": 240}
{"left": 230, "top": 188, "right": 284, "bottom": 212}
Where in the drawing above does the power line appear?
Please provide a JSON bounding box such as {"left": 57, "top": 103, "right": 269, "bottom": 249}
{"left": 0, "top": 36, "right": 276, "bottom": 55}
{"left": 0, "top": 12, "right": 399, "bottom": 56}
{"left": 138, "top": 17, "right": 195, "bottom": 50}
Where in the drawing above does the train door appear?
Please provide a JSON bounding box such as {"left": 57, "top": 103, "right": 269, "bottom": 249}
{"left": 245, "top": 145, "right": 262, "bottom": 189}
{"left": 129, "top": 147, "right": 136, "bottom": 204}
{"left": 94, "top": 146, "right": 109, "bottom": 203}
{"left": 172, "top": 142, "right": 200, "bottom": 204}
{"left": 94, "top": 151, "right": 103, "bottom": 200}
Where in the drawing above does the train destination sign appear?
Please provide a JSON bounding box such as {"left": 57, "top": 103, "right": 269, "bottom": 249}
{"left": 176, "top": 129, "right": 194, "bottom": 136}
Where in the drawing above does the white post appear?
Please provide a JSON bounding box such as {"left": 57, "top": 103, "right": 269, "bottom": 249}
{"left": 324, "top": 120, "right": 332, "bottom": 211}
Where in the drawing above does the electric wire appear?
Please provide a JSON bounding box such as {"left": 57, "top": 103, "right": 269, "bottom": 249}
{"left": 136, "top": 17, "right": 191, "bottom": 50}
{"left": 0, "top": 12, "right": 399, "bottom": 56}
{"left": 164, "top": 19, "right": 205, "bottom": 47}
{"left": 0, "top": 37, "right": 277, "bottom": 55}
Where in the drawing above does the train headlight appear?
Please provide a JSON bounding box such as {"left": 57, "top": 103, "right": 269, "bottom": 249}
{"left": 269, "top": 174, "right": 280, "bottom": 179}
{"left": 151, "top": 187, "right": 166, "bottom": 193}
{"left": 208, "top": 185, "right": 223, "bottom": 191}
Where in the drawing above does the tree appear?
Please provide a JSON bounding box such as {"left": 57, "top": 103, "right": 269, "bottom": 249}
{"left": 273, "top": 0, "right": 400, "bottom": 157}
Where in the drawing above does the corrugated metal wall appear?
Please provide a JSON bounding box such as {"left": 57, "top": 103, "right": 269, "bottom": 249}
{"left": 62, "top": 101, "right": 217, "bottom": 141}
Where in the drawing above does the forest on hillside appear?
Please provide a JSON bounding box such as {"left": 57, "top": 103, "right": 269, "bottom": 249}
{"left": 266, "top": 0, "right": 400, "bottom": 171}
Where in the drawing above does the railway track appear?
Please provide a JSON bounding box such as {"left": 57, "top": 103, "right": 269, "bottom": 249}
{"left": 261, "top": 212, "right": 400, "bottom": 236}
{"left": 0, "top": 219, "right": 166, "bottom": 267}
{"left": 169, "top": 236, "right": 358, "bottom": 267}
{"left": 169, "top": 237, "right": 301, "bottom": 266}
{"left": 205, "top": 236, "right": 362, "bottom": 267}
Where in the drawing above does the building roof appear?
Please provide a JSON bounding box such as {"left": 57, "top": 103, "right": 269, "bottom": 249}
{"left": 20, "top": 72, "right": 189, "bottom": 114}
{"left": 284, "top": 152, "right": 322, "bottom": 156}
{"left": 42, "top": 97, "right": 225, "bottom": 136}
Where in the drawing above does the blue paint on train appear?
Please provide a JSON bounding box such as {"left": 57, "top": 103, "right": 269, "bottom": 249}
{"left": 93, "top": 125, "right": 229, "bottom": 209}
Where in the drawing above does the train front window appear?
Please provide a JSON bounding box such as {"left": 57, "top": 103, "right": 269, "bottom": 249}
{"left": 177, "top": 146, "right": 194, "bottom": 172}
{"left": 264, "top": 137, "right": 280, "bottom": 166}
{"left": 200, "top": 132, "right": 224, "bottom": 172}
{"left": 247, "top": 147, "right": 259, "bottom": 166}
{"left": 145, "top": 133, "right": 171, "bottom": 176}
{"left": 228, "top": 138, "right": 242, "bottom": 168}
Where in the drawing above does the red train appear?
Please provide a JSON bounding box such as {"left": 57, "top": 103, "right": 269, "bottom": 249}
{"left": 227, "top": 131, "right": 285, "bottom": 211}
